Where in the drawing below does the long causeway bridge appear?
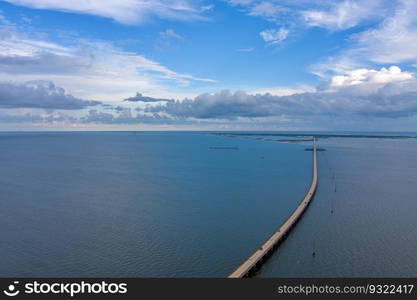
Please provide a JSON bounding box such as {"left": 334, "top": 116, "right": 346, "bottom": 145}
{"left": 228, "top": 139, "right": 318, "bottom": 278}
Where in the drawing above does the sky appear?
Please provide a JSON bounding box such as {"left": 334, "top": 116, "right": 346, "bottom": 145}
{"left": 1, "top": 0, "right": 417, "bottom": 131}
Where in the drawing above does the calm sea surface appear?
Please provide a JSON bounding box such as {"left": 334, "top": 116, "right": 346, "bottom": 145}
{"left": 258, "top": 135, "right": 417, "bottom": 277}
{"left": 0, "top": 132, "right": 416, "bottom": 277}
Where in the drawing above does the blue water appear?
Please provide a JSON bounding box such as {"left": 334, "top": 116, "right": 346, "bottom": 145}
{"left": 0, "top": 132, "right": 311, "bottom": 277}
{"left": 257, "top": 136, "right": 417, "bottom": 277}
{"left": 1, "top": 132, "right": 416, "bottom": 277}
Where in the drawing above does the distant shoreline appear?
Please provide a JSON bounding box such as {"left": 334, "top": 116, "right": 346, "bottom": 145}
{"left": 212, "top": 132, "right": 417, "bottom": 139}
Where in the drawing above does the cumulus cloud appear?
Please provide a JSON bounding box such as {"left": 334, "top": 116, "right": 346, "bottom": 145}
{"left": 250, "top": 86, "right": 316, "bottom": 96}
{"left": 0, "top": 80, "right": 100, "bottom": 109}
{"left": 0, "top": 111, "right": 73, "bottom": 123}
{"left": 2, "top": 1, "right": 417, "bottom": 130}
{"left": 260, "top": 28, "right": 289, "bottom": 44}
{"left": 147, "top": 90, "right": 292, "bottom": 119}
{"left": 124, "top": 92, "right": 174, "bottom": 103}
{"left": 329, "top": 66, "right": 414, "bottom": 88}
{"left": 147, "top": 88, "right": 417, "bottom": 120}
{"left": 3, "top": 68, "right": 417, "bottom": 128}
{"left": 2, "top": 0, "right": 209, "bottom": 25}
{"left": 0, "top": 108, "right": 173, "bottom": 125}
{"left": 80, "top": 108, "right": 173, "bottom": 124}
{"left": 146, "top": 68, "right": 417, "bottom": 120}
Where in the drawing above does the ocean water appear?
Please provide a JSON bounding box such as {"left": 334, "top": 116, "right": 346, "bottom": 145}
{"left": 257, "top": 136, "right": 417, "bottom": 277}
{"left": 0, "top": 131, "right": 311, "bottom": 277}
{"left": 0, "top": 132, "right": 416, "bottom": 277}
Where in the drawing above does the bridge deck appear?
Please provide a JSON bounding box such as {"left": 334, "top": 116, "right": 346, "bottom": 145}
{"left": 228, "top": 140, "right": 318, "bottom": 278}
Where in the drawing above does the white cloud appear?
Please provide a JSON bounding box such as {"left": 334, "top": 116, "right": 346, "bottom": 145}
{"left": 160, "top": 28, "right": 183, "bottom": 39}
{"left": 200, "top": 5, "right": 214, "bottom": 12}
{"left": 351, "top": 0, "right": 417, "bottom": 64}
{"left": 2, "top": 0, "right": 209, "bottom": 24}
{"left": 3, "top": 1, "right": 417, "bottom": 130}
{"left": 329, "top": 66, "right": 414, "bottom": 88}
{"left": 0, "top": 16, "right": 215, "bottom": 103}
{"left": 227, "top": 0, "right": 390, "bottom": 31}
{"left": 248, "top": 2, "right": 286, "bottom": 20}
{"left": 302, "top": 0, "right": 387, "bottom": 31}
{"left": 310, "top": 1, "right": 417, "bottom": 76}
{"left": 155, "top": 28, "right": 184, "bottom": 51}
{"left": 146, "top": 71, "right": 417, "bottom": 120}
{"left": 260, "top": 28, "right": 289, "bottom": 44}
{"left": 0, "top": 80, "right": 100, "bottom": 109}
{"left": 250, "top": 85, "right": 316, "bottom": 96}
{"left": 3, "top": 68, "right": 417, "bottom": 128}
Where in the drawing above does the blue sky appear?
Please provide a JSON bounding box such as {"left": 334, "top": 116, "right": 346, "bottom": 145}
{"left": 1, "top": 0, "right": 417, "bottom": 130}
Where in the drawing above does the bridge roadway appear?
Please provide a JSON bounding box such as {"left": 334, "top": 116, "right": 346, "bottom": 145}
{"left": 228, "top": 139, "right": 318, "bottom": 278}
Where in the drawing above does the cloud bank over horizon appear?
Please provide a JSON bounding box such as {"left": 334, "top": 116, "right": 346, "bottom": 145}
{"left": 2, "top": 66, "right": 416, "bottom": 129}
{"left": 144, "top": 66, "right": 417, "bottom": 120}
{"left": 1, "top": 0, "right": 417, "bottom": 130}
{"left": 0, "top": 80, "right": 100, "bottom": 109}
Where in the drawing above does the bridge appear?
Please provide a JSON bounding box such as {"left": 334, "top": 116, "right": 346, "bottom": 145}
{"left": 228, "top": 139, "right": 318, "bottom": 278}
